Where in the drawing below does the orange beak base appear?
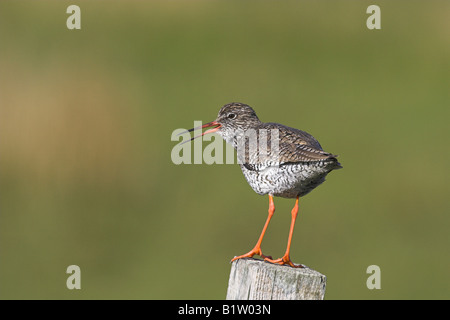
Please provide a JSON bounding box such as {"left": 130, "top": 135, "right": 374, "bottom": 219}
{"left": 178, "top": 121, "right": 221, "bottom": 144}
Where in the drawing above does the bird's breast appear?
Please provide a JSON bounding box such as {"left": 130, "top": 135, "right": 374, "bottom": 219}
{"left": 239, "top": 160, "right": 335, "bottom": 198}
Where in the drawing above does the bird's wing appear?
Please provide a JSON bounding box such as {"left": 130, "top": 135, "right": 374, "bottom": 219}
{"left": 239, "top": 123, "right": 338, "bottom": 171}
{"left": 278, "top": 141, "right": 336, "bottom": 163}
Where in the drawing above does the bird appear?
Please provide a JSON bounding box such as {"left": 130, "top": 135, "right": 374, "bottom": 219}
{"left": 180, "top": 102, "right": 342, "bottom": 267}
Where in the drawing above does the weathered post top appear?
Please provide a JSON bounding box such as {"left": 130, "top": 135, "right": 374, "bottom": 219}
{"left": 226, "top": 258, "right": 326, "bottom": 300}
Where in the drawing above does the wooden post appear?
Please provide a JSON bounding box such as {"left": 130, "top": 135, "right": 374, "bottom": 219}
{"left": 226, "top": 258, "right": 326, "bottom": 300}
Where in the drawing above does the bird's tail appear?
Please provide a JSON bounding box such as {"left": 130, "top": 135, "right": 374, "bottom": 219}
{"left": 329, "top": 156, "right": 343, "bottom": 170}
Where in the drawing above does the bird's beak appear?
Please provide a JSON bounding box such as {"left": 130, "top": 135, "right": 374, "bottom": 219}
{"left": 177, "top": 121, "right": 221, "bottom": 144}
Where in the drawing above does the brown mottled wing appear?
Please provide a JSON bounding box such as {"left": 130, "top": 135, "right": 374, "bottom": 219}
{"left": 239, "top": 122, "right": 339, "bottom": 171}
{"left": 261, "top": 122, "right": 337, "bottom": 164}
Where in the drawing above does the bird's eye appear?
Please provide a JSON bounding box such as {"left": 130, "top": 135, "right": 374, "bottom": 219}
{"left": 227, "top": 113, "right": 237, "bottom": 120}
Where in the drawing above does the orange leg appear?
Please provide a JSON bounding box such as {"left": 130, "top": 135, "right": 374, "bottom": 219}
{"left": 265, "top": 196, "right": 303, "bottom": 268}
{"left": 231, "top": 195, "right": 275, "bottom": 262}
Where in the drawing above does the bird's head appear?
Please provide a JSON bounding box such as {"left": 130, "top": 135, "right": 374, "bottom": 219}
{"left": 216, "top": 102, "right": 260, "bottom": 132}
{"left": 180, "top": 102, "right": 261, "bottom": 145}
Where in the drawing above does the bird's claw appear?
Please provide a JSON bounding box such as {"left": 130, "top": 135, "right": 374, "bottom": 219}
{"left": 264, "top": 255, "right": 304, "bottom": 268}
{"left": 231, "top": 247, "right": 272, "bottom": 262}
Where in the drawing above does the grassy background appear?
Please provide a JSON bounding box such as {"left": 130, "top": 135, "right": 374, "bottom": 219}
{"left": 1, "top": 0, "right": 449, "bottom": 299}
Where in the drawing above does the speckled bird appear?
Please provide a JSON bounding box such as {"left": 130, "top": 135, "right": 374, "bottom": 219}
{"left": 182, "top": 102, "right": 342, "bottom": 267}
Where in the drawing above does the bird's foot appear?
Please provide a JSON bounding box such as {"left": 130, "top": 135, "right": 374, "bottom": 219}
{"left": 231, "top": 246, "right": 272, "bottom": 263}
{"left": 264, "top": 255, "right": 304, "bottom": 268}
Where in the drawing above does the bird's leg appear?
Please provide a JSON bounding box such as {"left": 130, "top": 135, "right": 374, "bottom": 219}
{"left": 231, "top": 195, "right": 275, "bottom": 262}
{"left": 265, "top": 197, "right": 303, "bottom": 268}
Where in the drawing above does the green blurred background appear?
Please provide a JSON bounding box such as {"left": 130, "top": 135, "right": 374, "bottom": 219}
{"left": 1, "top": 1, "right": 449, "bottom": 299}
